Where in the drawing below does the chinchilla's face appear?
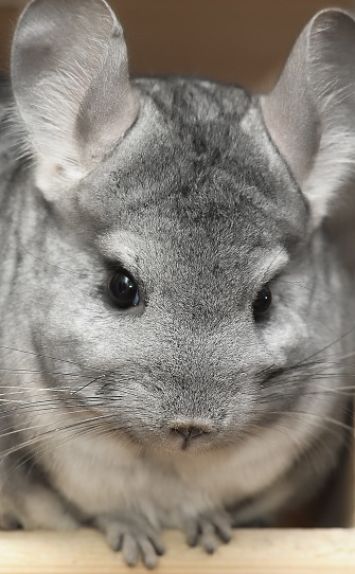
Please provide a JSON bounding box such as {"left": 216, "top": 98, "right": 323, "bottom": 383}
{"left": 9, "top": 1, "right": 355, "bottom": 453}
{"left": 27, "top": 80, "right": 319, "bottom": 453}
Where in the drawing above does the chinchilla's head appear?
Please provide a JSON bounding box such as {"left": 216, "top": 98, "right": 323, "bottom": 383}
{"left": 8, "top": 0, "right": 355, "bottom": 454}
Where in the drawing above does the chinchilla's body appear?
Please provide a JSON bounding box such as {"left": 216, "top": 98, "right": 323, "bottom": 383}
{"left": 0, "top": 0, "right": 355, "bottom": 568}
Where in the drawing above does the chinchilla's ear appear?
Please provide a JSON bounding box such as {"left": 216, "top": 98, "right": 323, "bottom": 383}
{"left": 261, "top": 9, "right": 355, "bottom": 227}
{"left": 11, "top": 0, "right": 139, "bottom": 196}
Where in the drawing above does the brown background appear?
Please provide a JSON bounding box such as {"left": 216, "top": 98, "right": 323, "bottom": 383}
{"left": 0, "top": 0, "right": 353, "bottom": 90}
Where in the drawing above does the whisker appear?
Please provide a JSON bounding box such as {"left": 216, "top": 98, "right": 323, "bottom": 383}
{"left": 0, "top": 345, "right": 86, "bottom": 369}
{"left": 0, "top": 369, "right": 92, "bottom": 377}
{"left": 75, "top": 374, "right": 109, "bottom": 394}
{"left": 262, "top": 410, "right": 354, "bottom": 433}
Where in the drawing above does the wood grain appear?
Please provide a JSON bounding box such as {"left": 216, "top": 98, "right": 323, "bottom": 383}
{"left": 0, "top": 529, "right": 355, "bottom": 574}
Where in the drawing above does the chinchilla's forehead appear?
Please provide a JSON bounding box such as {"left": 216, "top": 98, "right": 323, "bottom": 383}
{"left": 78, "top": 78, "right": 308, "bottom": 248}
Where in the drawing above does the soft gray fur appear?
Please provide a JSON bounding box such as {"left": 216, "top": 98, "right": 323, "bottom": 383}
{"left": 0, "top": 0, "right": 354, "bottom": 568}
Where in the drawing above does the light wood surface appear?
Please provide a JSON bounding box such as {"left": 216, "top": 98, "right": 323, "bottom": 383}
{"left": 0, "top": 528, "right": 355, "bottom": 574}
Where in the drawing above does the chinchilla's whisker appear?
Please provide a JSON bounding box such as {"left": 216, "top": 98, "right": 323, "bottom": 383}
{"left": 0, "top": 397, "right": 57, "bottom": 407}
{"left": 268, "top": 388, "right": 354, "bottom": 399}
{"left": 0, "top": 386, "right": 162, "bottom": 405}
{"left": 8, "top": 425, "right": 111, "bottom": 476}
{"left": 223, "top": 423, "right": 319, "bottom": 460}
{"left": 0, "top": 387, "right": 71, "bottom": 394}
{"left": 0, "top": 394, "right": 156, "bottom": 409}
{"left": 275, "top": 374, "right": 355, "bottom": 383}
{"left": 19, "top": 245, "right": 85, "bottom": 276}
{"left": 267, "top": 372, "right": 355, "bottom": 386}
{"left": 0, "top": 414, "right": 114, "bottom": 458}
{"left": 277, "top": 279, "right": 329, "bottom": 296}
{"left": 0, "top": 395, "right": 161, "bottom": 425}
{"left": 267, "top": 373, "right": 339, "bottom": 382}
{"left": 10, "top": 419, "right": 148, "bottom": 477}
{"left": 300, "top": 350, "right": 355, "bottom": 365}
{"left": 260, "top": 377, "right": 355, "bottom": 396}
{"left": 75, "top": 375, "right": 109, "bottom": 393}
{"left": 304, "top": 391, "right": 354, "bottom": 399}
{"left": 0, "top": 408, "right": 109, "bottom": 435}
{"left": 0, "top": 393, "right": 154, "bottom": 412}
{"left": 264, "top": 410, "right": 354, "bottom": 433}
{"left": 258, "top": 331, "right": 355, "bottom": 381}
{"left": 0, "top": 429, "right": 90, "bottom": 466}
{"left": 223, "top": 417, "right": 344, "bottom": 450}
{"left": 0, "top": 344, "right": 87, "bottom": 369}
{"left": 0, "top": 384, "right": 104, "bottom": 395}
{"left": 0, "top": 414, "right": 150, "bottom": 461}
{"left": 245, "top": 412, "right": 351, "bottom": 450}
{"left": 0, "top": 397, "right": 76, "bottom": 409}
{"left": 296, "top": 327, "right": 355, "bottom": 366}
{"left": 0, "top": 369, "right": 93, "bottom": 378}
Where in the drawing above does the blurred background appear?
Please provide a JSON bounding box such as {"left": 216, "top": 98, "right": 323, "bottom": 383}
{"left": 0, "top": 0, "right": 353, "bottom": 90}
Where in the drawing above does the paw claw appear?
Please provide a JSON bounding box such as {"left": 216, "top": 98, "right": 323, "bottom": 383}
{"left": 96, "top": 513, "right": 163, "bottom": 569}
{"left": 183, "top": 509, "right": 233, "bottom": 554}
{"left": 123, "top": 535, "right": 140, "bottom": 567}
{"left": 150, "top": 537, "right": 166, "bottom": 556}
{"left": 186, "top": 529, "right": 199, "bottom": 548}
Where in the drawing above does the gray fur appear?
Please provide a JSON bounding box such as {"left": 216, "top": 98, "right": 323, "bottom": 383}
{"left": 0, "top": 1, "right": 354, "bottom": 568}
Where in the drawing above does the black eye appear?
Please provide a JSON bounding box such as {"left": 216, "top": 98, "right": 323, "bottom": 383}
{"left": 107, "top": 271, "right": 140, "bottom": 309}
{"left": 253, "top": 285, "right": 272, "bottom": 319}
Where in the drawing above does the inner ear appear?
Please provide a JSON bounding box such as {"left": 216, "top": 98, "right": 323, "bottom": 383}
{"left": 261, "top": 9, "right": 355, "bottom": 226}
{"left": 11, "top": 0, "right": 139, "bottom": 195}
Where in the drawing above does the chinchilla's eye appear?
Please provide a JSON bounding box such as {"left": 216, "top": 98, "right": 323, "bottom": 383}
{"left": 107, "top": 271, "right": 140, "bottom": 309}
{"left": 253, "top": 285, "right": 272, "bottom": 319}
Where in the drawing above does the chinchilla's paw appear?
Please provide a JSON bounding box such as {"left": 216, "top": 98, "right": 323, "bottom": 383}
{"left": 0, "top": 485, "right": 79, "bottom": 531}
{"left": 95, "top": 513, "right": 165, "bottom": 569}
{"left": 182, "top": 509, "right": 232, "bottom": 554}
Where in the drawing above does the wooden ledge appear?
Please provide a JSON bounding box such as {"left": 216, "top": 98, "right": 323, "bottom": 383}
{"left": 0, "top": 528, "right": 355, "bottom": 574}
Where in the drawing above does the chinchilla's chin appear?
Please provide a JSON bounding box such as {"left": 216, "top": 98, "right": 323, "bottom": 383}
{"left": 140, "top": 430, "right": 236, "bottom": 459}
{"left": 145, "top": 442, "right": 217, "bottom": 463}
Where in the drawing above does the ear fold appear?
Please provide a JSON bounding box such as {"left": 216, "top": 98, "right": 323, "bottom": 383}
{"left": 11, "top": 0, "right": 139, "bottom": 195}
{"left": 261, "top": 9, "right": 355, "bottom": 226}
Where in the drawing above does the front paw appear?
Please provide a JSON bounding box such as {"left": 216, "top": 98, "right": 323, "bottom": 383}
{"left": 182, "top": 508, "right": 232, "bottom": 554}
{"left": 95, "top": 513, "right": 165, "bottom": 569}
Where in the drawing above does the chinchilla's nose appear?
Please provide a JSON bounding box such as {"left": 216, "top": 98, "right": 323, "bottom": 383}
{"left": 168, "top": 420, "right": 213, "bottom": 449}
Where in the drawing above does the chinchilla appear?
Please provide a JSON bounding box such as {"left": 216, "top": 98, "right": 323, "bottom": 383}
{"left": 0, "top": 0, "right": 354, "bottom": 568}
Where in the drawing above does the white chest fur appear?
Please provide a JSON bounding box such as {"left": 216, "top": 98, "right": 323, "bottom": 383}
{"left": 30, "top": 380, "right": 342, "bottom": 528}
{"left": 39, "top": 410, "right": 319, "bottom": 527}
